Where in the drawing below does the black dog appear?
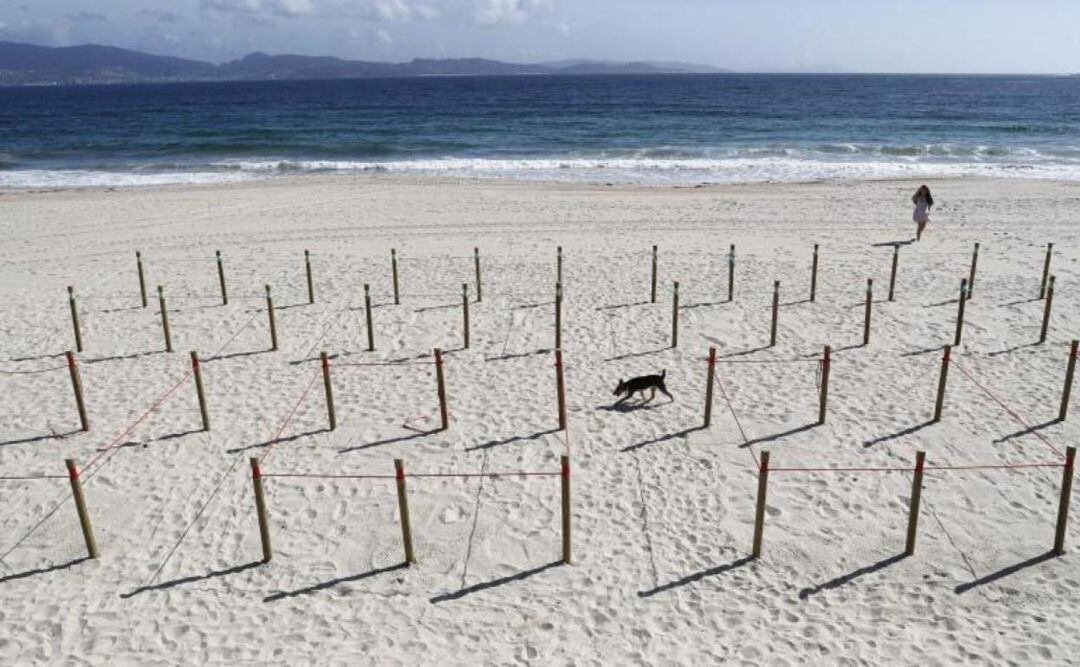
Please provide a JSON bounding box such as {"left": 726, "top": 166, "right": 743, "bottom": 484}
{"left": 613, "top": 370, "right": 673, "bottom": 406}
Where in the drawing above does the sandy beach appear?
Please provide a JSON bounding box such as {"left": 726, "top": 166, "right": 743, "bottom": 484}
{"left": 1, "top": 174, "right": 1078, "bottom": 663}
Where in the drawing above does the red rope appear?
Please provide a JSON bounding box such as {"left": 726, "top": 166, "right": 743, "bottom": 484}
{"left": 262, "top": 470, "right": 559, "bottom": 480}
{"left": 770, "top": 460, "right": 1063, "bottom": 474}
{"left": 713, "top": 373, "right": 758, "bottom": 467}
{"left": 79, "top": 368, "right": 194, "bottom": 476}
{"left": 337, "top": 361, "right": 436, "bottom": 367}
{"left": 258, "top": 366, "right": 324, "bottom": 462}
{"left": 948, "top": 357, "right": 1064, "bottom": 457}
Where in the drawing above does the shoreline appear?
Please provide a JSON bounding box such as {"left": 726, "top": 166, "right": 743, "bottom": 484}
{"left": 3, "top": 169, "right": 1079, "bottom": 198}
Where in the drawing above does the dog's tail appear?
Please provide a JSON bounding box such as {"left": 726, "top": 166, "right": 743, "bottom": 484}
{"left": 661, "top": 369, "right": 666, "bottom": 379}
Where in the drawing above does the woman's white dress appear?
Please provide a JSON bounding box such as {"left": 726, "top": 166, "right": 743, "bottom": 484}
{"left": 913, "top": 198, "right": 930, "bottom": 224}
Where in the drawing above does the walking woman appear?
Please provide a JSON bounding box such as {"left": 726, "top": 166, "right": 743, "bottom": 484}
{"left": 913, "top": 185, "right": 933, "bottom": 241}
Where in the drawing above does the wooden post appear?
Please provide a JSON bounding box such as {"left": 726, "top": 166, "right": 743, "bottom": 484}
{"left": 321, "top": 351, "right": 336, "bottom": 431}
{"left": 216, "top": 250, "right": 228, "bottom": 306}
{"left": 65, "top": 459, "right": 98, "bottom": 559}
{"left": 555, "top": 349, "right": 567, "bottom": 431}
{"left": 650, "top": 245, "right": 658, "bottom": 304}
{"left": 190, "top": 351, "right": 210, "bottom": 431}
{"left": 249, "top": 457, "right": 272, "bottom": 562}
{"left": 1040, "top": 275, "right": 1055, "bottom": 344}
{"left": 434, "top": 348, "right": 449, "bottom": 431}
{"left": 904, "top": 451, "right": 926, "bottom": 556}
{"left": 461, "top": 283, "right": 470, "bottom": 349}
{"left": 954, "top": 278, "right": 968, "bottom": 346}
{"left": 158, "top": 285, "right": 172, "bottom": 352}
{"left": 561, "top": 455, "right": 571, "bottom": 565}
{"left": 395, "top": 458, "right": 417, "bottom": 565}
{"left": 66, "top": 351, "right": 89, "bottom": 432}
{"left": 817, "top": 345, "right": 831, "bottom": 425}
{"left": 1054, "top": 447, "right": 1076, "bottom": 555}
{"left": 474, "top": 247, "right": 482, "bottom": 303}
{"left": 1060, "top": 340, "right": 1078, "bottom": 421}
{"left": 728, "top": 244, "right": 735, "bottom": 302}
{"left": 265, "top": 285, "right": 278, "bottom": 352}
{"left": 1040, "top": 243, "right": 1054, "bottom": 300}
{"left": 862, "top": 278, "right": 873, "bottom": 346}
{"left": 703, "top": 347, "right": 716, "bottom": 428}
{"left": 67, "top": 286, "right": 83, "bottom": 353}
{"left": 810, "top": 243, "right": 819, "bottom": 303}
{"left": 933, "top": 345, "right": 951, "bottom": 422}
{"left": 557, "top": 246, "right": 563, "bottom": 285}
{"left": 136, "top": 250, "right": 148, "bottom": 308}
{"left": 769, "top": 280, "right": 780, "bottom": 347}
{"left": 967, "top": 242, "right": 980, "bottom": 299}
{"left": 391, "top": 248, "right": 400, "bottom": 305}
{"left": 671, "top": 281, "right": 680, "bottom": 349}
{"left": 304, "top": 250, "right": 314, "bottom": 305}
{"left": 555, "top": 282, "right": 563, "bottom": 351}
{"left": 751, "top": 451, "right": 770, "bottom": 558}
{"left": 364, "top": 283, "right": 375, "bottom": 352}
{"left": 888, "top": 244, "right": 899, "bottom": 302}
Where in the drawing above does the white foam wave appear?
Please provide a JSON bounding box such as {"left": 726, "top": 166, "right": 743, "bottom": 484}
{"left": 0, "top": 169, "right": 255, "bottom": 189}
{"left": 215, "top": 156, "right": 1080, "bottom": 184}
{"left": 6, "top": 156, "right": 1080, "bottom": 189}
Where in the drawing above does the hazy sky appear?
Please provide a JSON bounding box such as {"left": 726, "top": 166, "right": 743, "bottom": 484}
{"left": 1, "top": 1, "right": 1078, "bottom": 73}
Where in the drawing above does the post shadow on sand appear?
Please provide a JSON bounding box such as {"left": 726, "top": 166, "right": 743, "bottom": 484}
{"left": 899, "top": 344, "right": 946, "bottom": 358}
{"left": 871, "top": 239, "right": 916, "bottom": 248}
{"left": 120, "top": 561, "right": 263, "bottom": 598}
{"left": 715, "top": 344, "right": 773, "bottom": 359}
{"left": 465, "top": 427, "right": 559, "bottom": 452}
{"left": 205, "top": 348, "right": 268, "bottom": 362}
{"left": 0, "top": 557, "right": 88, "bottom": 584}
{"left": 993, "top": 418, "right": 1060, "bottom": 444}
{"left": 9, "top": 352, "right": 66, "bottom": 362}
{"left": 621, "top": 426, "right": 702, "bottom": 452}
{"left": 595, "top": 300, "right": 649, "bottom": 311}
{"left": 264, "top": 562, "right": 408, "bottom": 603}
{"left": 924, "top": 298, "right": 960, "bottom": 308}
{"left": 999, "top": 297, "right": 1042, "bottom": 308}
{"left": 155, "top": 428, "right": 205, "bottom": 442}
{"left": 638, "top": 555, "right": 754, "bottom": 598}
{"left": 954, "top": 550, "right": 1057, "bottom": 594}
{"left": 338, "top": 428, "right": 441, "bottom": 453}
{"left": 288, "top": 352, "right": 342, "bottom": 366}
{"left": 987, "top": 342, "right": 1040, "bottom": 357}
{"left": 742, "top": 422, "right": 817, "bottom": 447}
{"left": 862, "top": 419, "right": 934, "bottom": 447}
{"left": 680, "top": 300, "right": 728, "bottom": 311}
{"left": 226, "top": 427, "right": 331, "bottom": 454}
{"left": 484, "top": 348, "right": 549, "bottom": 362}
{"left": 0, "top": 429, "right": 80, "bottom": 448}
{"left": 798, "top": 553, "right": 908, "bottom": 600}
{"left": 87, "top": 350, "right": 163, "bottom": 364}
{"left": 430, "top": 561, "right": 562, "bottom": 603}
{"left": 604, "top": 346, "right": 669, "bottom": 362}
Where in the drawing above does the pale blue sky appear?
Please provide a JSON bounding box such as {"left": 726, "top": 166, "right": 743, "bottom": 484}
{"left": 1, "top": 1, "right": 1078, "bottom": 73}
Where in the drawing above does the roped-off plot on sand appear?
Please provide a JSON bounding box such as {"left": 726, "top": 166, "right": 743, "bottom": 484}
{"left": 1, "top": 176, "right": 1078, "bottom": 662}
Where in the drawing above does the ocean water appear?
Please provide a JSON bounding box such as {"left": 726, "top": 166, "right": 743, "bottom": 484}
{"left": 2, "top": 74, "right": 1079, "bottom": 188}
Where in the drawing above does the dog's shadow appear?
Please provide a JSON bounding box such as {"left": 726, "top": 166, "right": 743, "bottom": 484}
{"left": 596, "top": 399, "right": 671, "bottom": 413}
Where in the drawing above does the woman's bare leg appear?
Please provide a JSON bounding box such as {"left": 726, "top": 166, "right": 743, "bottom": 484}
{"left": 917, "top": 221, "right": 926, "bottom": 241}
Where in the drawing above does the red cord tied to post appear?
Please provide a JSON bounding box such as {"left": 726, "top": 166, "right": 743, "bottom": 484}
{"left": 251, "top": 459, "right": 262, "bottom": 480}
{"left": 561, "top": 458, "right": 570, "bottom": 478}
{"left": 396, "top": 465, "right": 406, "bottom": 481}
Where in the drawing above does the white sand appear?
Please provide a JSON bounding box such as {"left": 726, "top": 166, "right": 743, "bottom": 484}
{"left": 1, "top": 174, "right": 1078, "bottom": 663}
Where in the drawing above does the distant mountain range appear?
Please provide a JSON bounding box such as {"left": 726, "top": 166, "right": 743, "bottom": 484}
{"left": 0, "top": 41, "right": 731, "bottom": 86}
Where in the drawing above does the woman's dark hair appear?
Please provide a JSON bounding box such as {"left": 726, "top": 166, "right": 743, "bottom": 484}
{"left": 913, "top": 185, "right": 934, "bottom": 208}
